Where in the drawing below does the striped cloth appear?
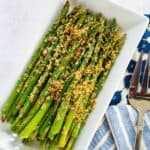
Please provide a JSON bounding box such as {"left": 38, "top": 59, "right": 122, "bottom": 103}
{"left": 89, "top": 14, "right": 150, "bottom": 150}
{"left": 89, "top": 105, "right": 150, "bottom": 150}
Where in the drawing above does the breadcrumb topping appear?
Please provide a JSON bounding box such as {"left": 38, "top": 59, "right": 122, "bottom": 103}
{"left": 49, "top": 80, "right": 64, "bottom": 101}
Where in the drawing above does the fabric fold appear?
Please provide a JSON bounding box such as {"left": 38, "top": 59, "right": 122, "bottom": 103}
{"left": 89, "top": 105, "right": 150, "bottom": 150}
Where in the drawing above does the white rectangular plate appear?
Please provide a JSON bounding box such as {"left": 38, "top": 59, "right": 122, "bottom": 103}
{"left": 0, "top": 0, "right": 148, "bottom": 150}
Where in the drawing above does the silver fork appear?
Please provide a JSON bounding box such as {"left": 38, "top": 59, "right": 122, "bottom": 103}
{"left": 129, "top": 52, "right": 150, "bottom": 150}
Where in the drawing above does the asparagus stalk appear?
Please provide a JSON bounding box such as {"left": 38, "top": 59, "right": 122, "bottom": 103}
{"left": 21, "top": 22, "right": 89, "bottom": 139}
{"left": 48, "top": 136, "right": 59, "bottom": 150}
{"left": 51, "top": 120, "right": 77, "bottom": 150}
{"left": 41, "top": 139, "right": 49, "bottom": 150}
{"left": 37, "top": 47, "right": 87, "bottom": 140}
{"left": 18, "top": 12, "right": 88, "bottom": 139}
{"left": 11, "top": 10, "right": 85, "bottom": 127}
{"left": 14, "top": 8, "right": 88, "bottom": 129}
{"left": 64, "top": 120, "right": 76, "bottom": 146}
{"left": 44, "top": 1, "right": 70, "bottom": 39}
{"left": 65, "top": 122, "right": 81, "bottom": 150}
{"left": 57, "top": 18, "right": 106, "bottom": 147}
{"left": 65, "top": 34, "right": 126, "bottom": 149}
{"left": 11, "top": 7, "right": 88, "bottom": 130}
{"left": 1, "top": 1, "right": 70, "bottom": 122}
{"left": 48, "top": 22, "right": 102, "bottom": 141}
{"left": 56, "top": 18, "right": 107, "bottom": 146}
{"left": 61, "top": 21, "right": 124, "bottom": 148}
{"left": 58, "top": 46, "right": 103, "bottom": 147}
{"left": 37, "top": 39, "right": 89, "bottom": 140}
{"left": 37, "top": 14, "right": 99, "bottom": 140}
{"left": 10, "top": 37, "right": 59, "bottom": 119}
{"left": 11, "top": 11, "right": 86, "bottom": 119}
{"left": 7, "top": 8, "right": 73, "bottom": 123}
{"left": 37, "top": 62, "right": 83, "bottom": 139}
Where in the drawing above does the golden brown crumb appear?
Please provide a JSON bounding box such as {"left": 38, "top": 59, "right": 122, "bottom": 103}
{"left": 70, "top": 26, "right": 88, "bottom": 39}
{"left": 55, "top": 59, "right": 60, "bottom": 66}
{"left": 90, "top": 98, "right": 96, "bottom": 110}
{"left": 42, "top": 49, "right": 47, "bottom": 57}
{"left": 53, "top": 51, "right": 59, "bottom": 58}
{"left": 105, "top": 61, "right": 111, "bottom": 70}
{"left": 48, "top": 36, "right": 54, "bottom": 43}
{"left": 75, "top": 48, "right": 81, "bottom": 58}
{"left": 62, "top": 36, "right": 72, "bottom": 51}
{"left": 74, "top": 69, "right": 83, "bottom": 81}
{"left": 48, "top": 80, "right": 64, "bottom": 101}
{"left": 110, "top": 51, "right": 117, "bottom": 59}
{"left": 74, "top": 102, "right": 84, "bottom": 122}
{"left": 64, "top": 23, "right": 72, "bottom": 34}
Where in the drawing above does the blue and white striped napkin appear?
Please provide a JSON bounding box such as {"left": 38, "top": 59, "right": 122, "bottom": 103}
{"left": 89, "top": 105, "right": 150, "bottom": 150}
{"left": 89, "top": 14, "right": 150, "bottom": 150}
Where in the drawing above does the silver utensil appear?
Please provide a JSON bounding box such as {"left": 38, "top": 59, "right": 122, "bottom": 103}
{"left": 129, "top": 52, "right": 150, "bottom": 150}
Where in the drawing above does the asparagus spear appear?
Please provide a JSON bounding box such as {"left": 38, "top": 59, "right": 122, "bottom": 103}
{"left": 10, "top": 17, "right": 77, "bottom": 126}
{"left": 11, "top": 9, "right": 85, "bottom": 127}
{"left": 37, "top": 14, "right": 99, "bottom": 140}
{"left": 44, "top": 1, "right": 70, "bottom": 39}
{"left": 61, "top": 22, "right": 124, "bottom": 148}
{"left": 1, "top": 1, "right": 70, "bottom": 122}
{"left": 48, "top": 136, "right": 59, "bottom": 150}
{"left": 3, "top": 1, "right": 70, "bottom": 121}
{"left": 51, "top": 18, "right": 108, "bottom": 146}
{"left": 11, "top": 11, "right": 85, "bottom": 119}
{"left": 61, "top": 41, "right": 104, "bottom": 148}
{"left": 48, "top": 22, "right": 102, "bottom": 141}
{"left": 37, "top": 48, "right": 87, "bottom": 140}
{"left": 37, "top": 32, "right": 92, "bottom": 139}
{"left": 41, "top": 139, "right": 49, "bottom": 150}
{"left": 57, "top": 17, "right": 106, "bottom": 147}
{"left": 64, "top": 120, "right": 76, "bottom": 147}
{"left": 11, "top": 59, "right": 55, "bottom": 127}
{"left": 65, "top": 34, "right": 126, "bottom": 149}
{"left": 65, "top": 122, "right": 81, "bottom": 150}
{"left": 36, "top": 51, "right": 87, "bottom": 139}
{"left": 58, "top": 43, "right": 104, "bottom": 147}
{"left": 14, "top": 8, "right": 88, "bottom": 133}
{"left": 18, "top": 12, "right": 88, "bottom": 139}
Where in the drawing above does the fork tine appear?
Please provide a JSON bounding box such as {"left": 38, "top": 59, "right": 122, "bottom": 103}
{"left": 129, "top": 53, "right": 143, "bottom": 98}
{"left": 141, "top": 52, "right": 150, "bottom": 94}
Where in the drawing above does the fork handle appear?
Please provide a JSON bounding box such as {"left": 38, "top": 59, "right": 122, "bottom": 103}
{"left": 135, "top": 125, "right": 143, "bottom": 150}
{"left": 135, "top": 110, "right": 145, "bottom": 150}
